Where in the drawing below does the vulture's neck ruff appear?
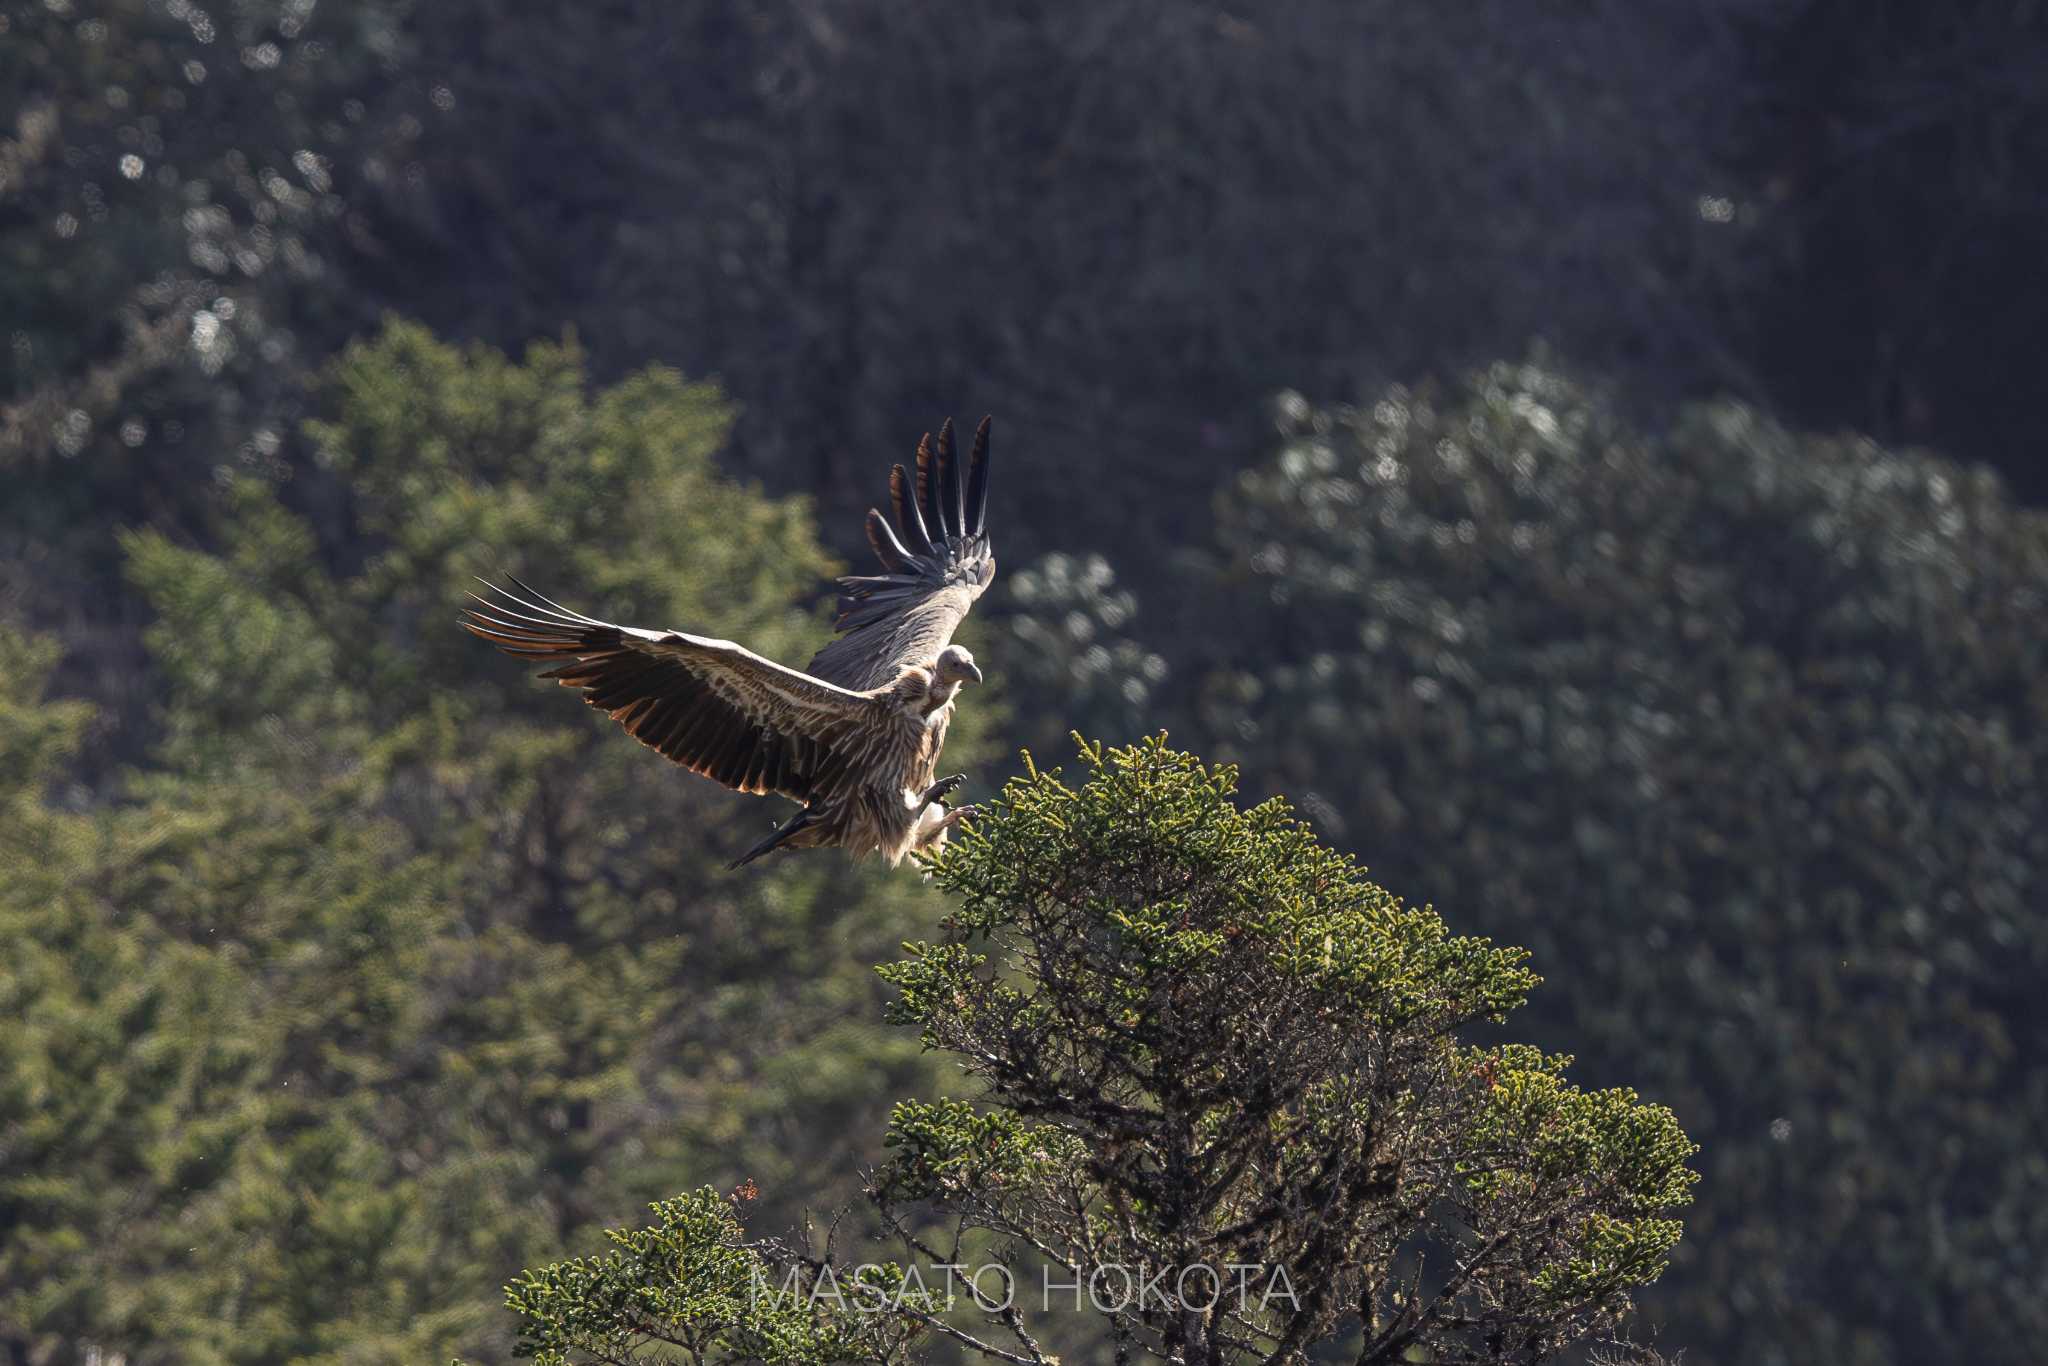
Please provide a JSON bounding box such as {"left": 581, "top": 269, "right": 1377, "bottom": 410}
{"left": 894, "top": 665, "right": 964, "bottom": 720}
{"left": 923, "top": 679, "right": 964, "bottom": 718}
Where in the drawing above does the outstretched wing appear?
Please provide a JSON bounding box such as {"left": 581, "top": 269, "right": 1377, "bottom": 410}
{"left": 806, "top": 415, "right": 996, "bottom": 691}
{"left": 463, "top": 579, "right": 880, "bottom": 802}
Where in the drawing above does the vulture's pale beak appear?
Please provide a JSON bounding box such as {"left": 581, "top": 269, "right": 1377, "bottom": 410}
{"left": 962, "top": 660, "right": 984, "bottom": 685}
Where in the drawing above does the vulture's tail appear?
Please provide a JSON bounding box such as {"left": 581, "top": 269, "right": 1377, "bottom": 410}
{"left": 728, "top": 807, "right": 816, "bottom": 869}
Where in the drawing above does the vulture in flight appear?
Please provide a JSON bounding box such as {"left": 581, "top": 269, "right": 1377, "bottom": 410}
{"left": 463, "top": 417, "right": 997, "bottom": 868}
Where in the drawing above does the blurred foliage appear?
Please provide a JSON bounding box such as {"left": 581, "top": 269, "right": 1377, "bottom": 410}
{"left": 362, "top": 0, "right": 1760, "bottom": 548}
{"left": 24, "top": 1, "right": 2045, "bottom": 722}
{"left": 0, "top": 326, "right": 963, "bottom": 1364}
{"left": 0, "top": 0, "right": 401, "bottom": 466}
{"left": 345, "top": 0, "right": 2048, "bottom": 526}
{"left": 991, "top": 553, "right": 1166, "bottom": 760}
{"left": 506, "top": 737, "right": 1695, "bottom": 1365}
{"left": 0, "top": 0, "right": 416, "bottom": 763}
{"left": 1740, "top": 1, "right": 2048, "bottom": 488}
{"left": 1180, "top": 363, "right": 2048, "bottom": 1365}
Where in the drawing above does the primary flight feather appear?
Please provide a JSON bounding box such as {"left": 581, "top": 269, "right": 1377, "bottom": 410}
{"left": 462, "top": 416, "right": 996, "bottom": 868}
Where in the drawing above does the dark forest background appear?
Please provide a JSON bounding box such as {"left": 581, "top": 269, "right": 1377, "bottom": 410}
{"left": 3, "top": 2, "right": 2044, "bottom": 1363}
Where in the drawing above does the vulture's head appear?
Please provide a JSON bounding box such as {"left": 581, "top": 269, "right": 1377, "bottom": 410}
{"left": 935, "top": 645, "right": 983, "bottom": 688}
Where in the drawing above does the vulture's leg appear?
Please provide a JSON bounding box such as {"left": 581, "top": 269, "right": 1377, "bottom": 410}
{"left": 728, "top": 806, "right": 817, "bottom": 869}
{"left": 911, "top": 802, "right": 981, "bottom": 853}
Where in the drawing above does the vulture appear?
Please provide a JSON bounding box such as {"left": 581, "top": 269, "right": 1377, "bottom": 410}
{"left": 462, "top": 416, "right": 997, "bottom": 868}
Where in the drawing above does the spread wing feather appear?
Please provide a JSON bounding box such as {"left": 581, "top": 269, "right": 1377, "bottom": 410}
{"left": 462, "top": 579, "right": 881, "bottom": 801}
{"left": 808, "top": 415, "right": 997, "bottom": 691}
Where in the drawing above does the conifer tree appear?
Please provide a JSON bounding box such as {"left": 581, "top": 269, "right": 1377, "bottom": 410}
{"left": 507, "top": 737, "right": 1696, "bottom": 1366}
{"left": 0, "top": 324, "right": 964, "bottom": 1364}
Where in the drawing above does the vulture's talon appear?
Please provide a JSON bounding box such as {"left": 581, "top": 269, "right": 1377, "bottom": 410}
{"left": 923, "top": 773, "right": 967, "bottom": 805}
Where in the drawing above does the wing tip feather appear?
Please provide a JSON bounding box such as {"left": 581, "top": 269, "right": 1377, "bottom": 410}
{"left": 966, "top": 414, "right": 992, "bottom": 540}
{"left": 888, "top": 461, "right": 935, "bottom": 556}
